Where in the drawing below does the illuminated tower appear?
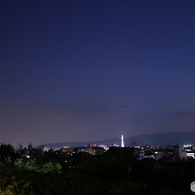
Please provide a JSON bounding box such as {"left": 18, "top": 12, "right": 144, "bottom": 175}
{"left": 121, "top": 134, "right": 124, "bottom": 148}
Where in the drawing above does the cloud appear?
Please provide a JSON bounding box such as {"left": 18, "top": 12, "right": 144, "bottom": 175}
{"left": 0, "top": 101, "right": 10, "bottom": 105}
{"left": 128, "top": 117, "right": 140, "bottom": 121}
{"left": 28, "top": 102, "right": 114, "bottom": 118}
{"left": 0, "top": 101, "right": 119, "bottom": 145}
{"left": 163, "top": 111, "right": 195, "bottom": 125}
{"left": 118, "top": 104, "right": 132, "bottom": 108}
{"left": 167, "top": 111, "right": 193, "bottom": 117}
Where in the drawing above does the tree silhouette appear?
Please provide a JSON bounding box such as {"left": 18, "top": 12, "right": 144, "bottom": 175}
{"left": 0, "top": 144, "right": 19, "bottom": 165}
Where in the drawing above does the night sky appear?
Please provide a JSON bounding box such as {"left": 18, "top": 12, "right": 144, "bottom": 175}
{"left": 1, "top": 0, "right": 195, "bottom": 147}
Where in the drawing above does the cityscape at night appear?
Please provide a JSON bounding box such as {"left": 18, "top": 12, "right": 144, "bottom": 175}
{"left": 1, "top": 0, "right": 195, "bottom": 194}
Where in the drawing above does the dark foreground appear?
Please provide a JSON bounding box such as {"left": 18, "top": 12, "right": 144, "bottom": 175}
{"left": 0, "top": 144, "right": 194, "bottom": 195}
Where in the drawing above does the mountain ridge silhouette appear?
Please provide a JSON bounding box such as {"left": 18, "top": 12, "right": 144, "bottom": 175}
{"left": 38, "top": 131, "right": 195, "bottom": 148}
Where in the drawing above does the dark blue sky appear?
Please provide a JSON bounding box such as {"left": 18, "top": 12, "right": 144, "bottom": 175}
{"left": 1, "top": 0, "right": 195, "bottom": 146}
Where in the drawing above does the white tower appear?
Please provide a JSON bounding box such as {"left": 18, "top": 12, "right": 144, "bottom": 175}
{"left": 121, "top": 134, "right": 124, "bottom": 148}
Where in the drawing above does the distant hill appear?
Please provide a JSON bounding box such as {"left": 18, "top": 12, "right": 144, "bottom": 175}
{"left": 39, "top": 132, "right": 195, "bottom": 148}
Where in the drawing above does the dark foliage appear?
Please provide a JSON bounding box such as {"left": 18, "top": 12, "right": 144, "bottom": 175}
{"left": 0, "top": 144, "right": 194, "bottom": 195}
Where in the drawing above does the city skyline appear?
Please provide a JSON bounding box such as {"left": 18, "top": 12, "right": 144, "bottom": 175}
{"left": 1, "top": 0, "right": 195, "bottom": 146}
